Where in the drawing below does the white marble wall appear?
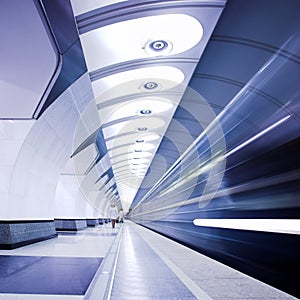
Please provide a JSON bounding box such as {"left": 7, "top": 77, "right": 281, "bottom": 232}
{"left": 1, "top": 73, "right": 101, "bottom": 220}
{"left": 54, "top": 144, "right": 104, "bottom": 219}
{"left": 55, "top": 151, "right": 113, "bottom": 219}
{"left": 0, "top": 120, "right": 35, "bottom": 219}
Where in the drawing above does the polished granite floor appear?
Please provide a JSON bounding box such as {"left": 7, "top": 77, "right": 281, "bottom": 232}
{"left": 0, "top": 223, "right": 120, "bottom": 299}
{"left": 0, "top": 255, "right": 102, "bottom": 295}
{"left": 110, "top": 222, "right": 298, "bottom": 300}
{"left": 0, "top": 221, "right": 298, "bottom": 300}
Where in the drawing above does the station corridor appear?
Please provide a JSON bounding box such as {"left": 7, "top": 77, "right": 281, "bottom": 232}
{"left": 0, "top": 0, "right": 300, "bottom": 299}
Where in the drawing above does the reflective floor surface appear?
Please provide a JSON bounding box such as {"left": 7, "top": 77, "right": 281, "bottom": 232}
{"left": 0, "top": 221, "right": 298, "bottom": 300}
{"left": 0, "top": 223, "right": 120, "bottom": 299}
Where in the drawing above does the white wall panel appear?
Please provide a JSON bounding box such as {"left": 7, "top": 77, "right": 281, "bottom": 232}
{"left": 72, "top": 143, "right": 98, "bottom": 175}
{"left": 0, "top": 120, "right": 35, "bottom": 219}
{"left": 54, "top": 174, "right": 87, "bottom": 219}
{"left": 72, "top": 100, "right": 101, "bottom": 152}
{"left": 55, "top": 174, "right": 102, "bottom": 219}
{"left": 2, "top": 73, "right": 98, "bottom": 220}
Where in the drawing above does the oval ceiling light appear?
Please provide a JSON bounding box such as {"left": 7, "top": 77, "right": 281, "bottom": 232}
{"left": 137, "top": 127, "right": 148, "bottom": 132}
{"left": 128, "top": 151, "right": 152, "bottom": 159}
{"left": 81, "top": 14, "right": 203, "bottom": 71}
{"left": 93, "top": 66, "right": 184, "bottom": 100}
{"left": 131, "top": 143, "right": 155, "bottom": 151}
{"left": 136, "top": 133, "right": 161, "bottom": 142}
{"left": 136, "top": 98, "right": 173, "bottom": 115}
{"left": 124, "top": 117, "right": 165, "bottom": 132}
{"left": 115, "top": 97, "right": 173, "bottom": 118}
{"left": 128, "top": 158, "right": 150, "bottom": 164}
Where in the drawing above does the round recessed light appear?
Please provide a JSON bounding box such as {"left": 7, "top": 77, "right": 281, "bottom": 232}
{"left": 139, "top": 109, "right": 152, "bottom": 115}
{"left": 113, "top": 97, "right": 173, "bottom": 119}
{"left": 150, "top": 40, "right": 169, "bottom": 51}
{"left": 144, "top": 39, "right": 173, "bottom": 55}
{"left": 143, "top": 82, "right": 159, "bottom": 90}
{"left": 137, "top": 127, "right": 148, "bottom": 131}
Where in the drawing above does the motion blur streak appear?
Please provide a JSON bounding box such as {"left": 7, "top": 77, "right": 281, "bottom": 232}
{"left": 193, "top": 219, "right": 300, "bottom": 234}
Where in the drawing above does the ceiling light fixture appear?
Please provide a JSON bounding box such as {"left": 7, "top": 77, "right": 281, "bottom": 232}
{"left": 143, "top": 82, "right": 159, "bottom": 90}
{"left": 144, "top": 39, "right": 173, "bottom": 55}
{"left": 137, "top": 127, "right": 148, "bottom": 131}
{"left": 139, "top": 109, "right": 152, "bottom": 115}
{"left": 81, "top": 14, "right": 203, "bottom": 70}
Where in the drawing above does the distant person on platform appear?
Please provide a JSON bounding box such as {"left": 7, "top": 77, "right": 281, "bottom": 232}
{"left": 109, "top": 203, "right": 118, "bottom": 228}
{"left": 119, "top": 208, "right": 124, "bottom": 223}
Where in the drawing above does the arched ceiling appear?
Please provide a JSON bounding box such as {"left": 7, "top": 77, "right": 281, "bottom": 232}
{"left": 2, "top": 0, "right": 300, "bottom": 215}
{"left": 59, "top": 0, "right": 300, "bottom": 213}
{"left": 70, "top": 0, "right": 227, "bottom": 211}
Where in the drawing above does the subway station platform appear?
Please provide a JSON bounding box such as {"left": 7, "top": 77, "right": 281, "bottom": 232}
{"left": 0, "top": 221, "right": 297, "bottom": 300}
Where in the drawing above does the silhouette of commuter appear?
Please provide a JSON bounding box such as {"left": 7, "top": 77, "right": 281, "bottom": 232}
{"left": 109, "top": 203, "right": 118, "bottom": 228}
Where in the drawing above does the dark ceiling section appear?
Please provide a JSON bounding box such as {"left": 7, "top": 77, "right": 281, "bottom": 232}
{"left": 34, "top": 0, "right": 87, "bottom": 118}
{"left": 39, "top": 0, "right": 79, "bottom": 53}
{"left": 88, "top": 128, "right": 116, "bottom": 174}
{"left": 96, "top": 128, "right": 110, "bottom": 159}
{"left": 188, "top": 0, "right": 300, "bottom": 157}
{"left": 191, "top": 0, "right": 300, "bottom": 110}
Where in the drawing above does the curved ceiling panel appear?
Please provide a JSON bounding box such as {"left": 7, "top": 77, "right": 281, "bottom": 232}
{"left": 102, "top": 97, "right": 173, "bottom": 123}
{"left": 71, "top": 0, "right": 226, "bottom": 212}
{"left": 71, "top": 0, "right": 128, "bottom": 15}
{"left": 92, "top": 66, "right": 185, "bottom": 99}
{"left": 80, "top": 14, "right": 203, "bottom": 70}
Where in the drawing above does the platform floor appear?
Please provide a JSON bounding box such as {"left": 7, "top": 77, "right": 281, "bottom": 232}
{"left": 0, "top": 221, "right": 298, "bottom": 299}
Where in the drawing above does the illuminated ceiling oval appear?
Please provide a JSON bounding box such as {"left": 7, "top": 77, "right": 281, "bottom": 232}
{"left": 80, "top": 14, "right": 203, "bottom": 71}
{"left": 93, "top": 66, "right": 185, "bottom": 98}
{"left": 136, "top": 133, "right": 161, "bottom": 142}
{"left": 105, "top": 97, "right": 173, "bottom": 122}
{"left": 128, "top": 151, "right": 152, "bottom": 159}
{"left": 131, "top": 143, "right": 155, "bottom": 151}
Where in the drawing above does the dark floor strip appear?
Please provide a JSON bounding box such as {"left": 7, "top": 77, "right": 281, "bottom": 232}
{"left": 0, "top": 255, "right": 103, "bottom": 295}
